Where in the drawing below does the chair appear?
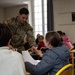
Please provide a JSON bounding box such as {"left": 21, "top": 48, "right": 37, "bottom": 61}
{"left": 55, "top": 64, "right": 73, "bottom": 75}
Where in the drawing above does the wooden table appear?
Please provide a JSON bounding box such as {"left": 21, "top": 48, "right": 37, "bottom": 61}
{"left": 70, "top": 50, "right": 75, "bottom": 75}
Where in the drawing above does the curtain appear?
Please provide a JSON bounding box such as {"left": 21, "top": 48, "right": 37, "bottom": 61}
{"left": 47, "top": 0, "right": 54, "bottom": 31}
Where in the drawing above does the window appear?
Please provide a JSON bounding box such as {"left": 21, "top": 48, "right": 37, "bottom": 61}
{"left": 33, "top": 0, "right": 47, "bottom": 37}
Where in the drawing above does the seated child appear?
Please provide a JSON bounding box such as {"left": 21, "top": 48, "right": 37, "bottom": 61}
{"left": 62, "top": 32, "right": 74, "bottom": 50}
{"left": 35, "top": 34, "right": 40, "bottom": 45}
{"left": 37, "top": 35, "right": 45, "bottom": 50}
{"left": 57, "top": 31, "right": 74, "bottom": 50}
{"left": 25, "top": 31, "right": 70, "bottom": 75}
{"left": 0, "top": 23, "right": 26, "bottom": 75}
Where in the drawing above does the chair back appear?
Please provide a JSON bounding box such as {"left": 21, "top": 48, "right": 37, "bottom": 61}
{"left": 55, "top": 64, "right": 73, "bottom": 75}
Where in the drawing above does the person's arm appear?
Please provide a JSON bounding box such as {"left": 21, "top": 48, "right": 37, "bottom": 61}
{"left": 10, "top": 35, "right": 24, "bottom": 48}
{"left": 7, "top": 18, "right": 24, "bottom": 48}
{"left": 26, "top": 24, "right": 35, "bottom": 46}
{"left": 32, "top": 46, "right": 43, "bottom": 57}
{"left": 25, "top": 51, "right": 56, "bottom": 75}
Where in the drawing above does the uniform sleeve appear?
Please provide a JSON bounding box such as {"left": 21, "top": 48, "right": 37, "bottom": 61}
{"left": 7, "top": 18, "right": 24, "bottom": 49}
{"left": 26, "top": 24, "right": 35, "bottom": 46}
{"left": 10, "top": 35, "right": 24, "bottom": 48}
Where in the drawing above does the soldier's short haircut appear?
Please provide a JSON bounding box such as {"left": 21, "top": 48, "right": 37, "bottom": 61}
{"left": 19, "top": 8, "right": 29, "bottom": 15}
{"left": 0, "top": 23, "right": 12, "bottom": 47}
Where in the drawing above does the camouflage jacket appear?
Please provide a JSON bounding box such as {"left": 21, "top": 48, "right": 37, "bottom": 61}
{"left": 7, "top": 17, "right": 35, "bottom": 53}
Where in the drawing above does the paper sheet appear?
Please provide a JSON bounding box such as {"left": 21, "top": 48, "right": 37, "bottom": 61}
{"left": 22, "top": 51, "right": 40, "bottom": 65}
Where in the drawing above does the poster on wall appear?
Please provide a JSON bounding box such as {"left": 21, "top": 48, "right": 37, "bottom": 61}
{"left": 72, "top": 12, "right": 75, "bottom": 22}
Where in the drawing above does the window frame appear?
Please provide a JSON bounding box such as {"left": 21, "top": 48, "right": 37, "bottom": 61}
{"left": 31, "top": 0, "right": 47, "bottom": 37}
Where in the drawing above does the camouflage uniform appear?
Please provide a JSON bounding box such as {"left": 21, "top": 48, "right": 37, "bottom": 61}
{"left": 7, "top": 17, "right": 35, "bottom": 53}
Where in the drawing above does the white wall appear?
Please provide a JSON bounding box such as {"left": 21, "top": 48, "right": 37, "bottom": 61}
{"left": 0, "top": 0, "right": 75, "bottom": 42}
{"left": 4, "top": 4, "right": 33, "bottom": 26}
{"left": 0, "top": 5, "right": 28, "bottom": 23}
{"left": 5, "top": 5, "right": 28, "bottom": 19}
{"left": 53, "top": 0, "right": 75, "bottom": 43}
{"left": 0, "top": 8, "right": 5, "bottom": 23}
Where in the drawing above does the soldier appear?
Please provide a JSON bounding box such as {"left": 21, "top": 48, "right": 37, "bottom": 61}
{"left": 6, "top": 8, "right": 35, "bottom": 53}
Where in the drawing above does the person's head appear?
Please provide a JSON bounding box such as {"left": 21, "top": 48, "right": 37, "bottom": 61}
{"left": 38, "top": 35, "right": 44, "bottom": 42}
{"left": 36, "top": 34, "right": 40, "bottom": 38}
{"left": 62, "top": 32, "right": 66, "bottom": 36}
{"left": 44, "top": 31, "right": 62, "bottom": 48}
{"left": 18, "top": 7, "right": 29, "bottom": 24}
{"left": 57, "top": 30, "right": 63, "bottom": 36}
{"left": 0, "top": 23, "right": 12, "bottom": 47}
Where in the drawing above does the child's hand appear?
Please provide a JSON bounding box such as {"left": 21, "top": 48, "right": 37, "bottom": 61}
{"left": 35, "top": 50, "right": 43, "bottom": 57}
{"left": 32, "top": 46, "right": 43, "bottom": 57}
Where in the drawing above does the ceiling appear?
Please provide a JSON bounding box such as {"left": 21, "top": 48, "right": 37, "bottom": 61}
{"left": 0, "top": 0, "right": 29, "bottom": 8}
